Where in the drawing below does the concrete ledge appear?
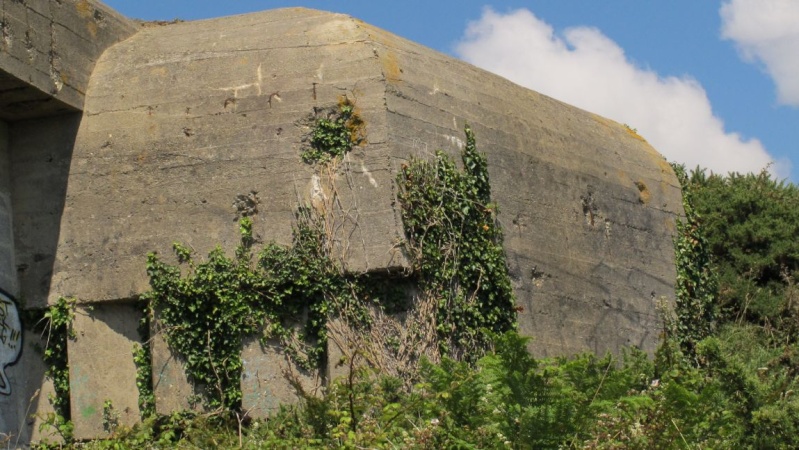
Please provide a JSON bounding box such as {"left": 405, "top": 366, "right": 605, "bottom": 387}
{"left": 0, "top": 0, "right": 136, "bottom": 120}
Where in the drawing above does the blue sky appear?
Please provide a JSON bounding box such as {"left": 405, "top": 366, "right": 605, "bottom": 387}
{"left": 103, "top": 1, "right": 799, "bottom": 181}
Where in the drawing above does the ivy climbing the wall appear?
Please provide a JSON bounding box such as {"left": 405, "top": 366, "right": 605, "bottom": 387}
{"left": 144, "top": 210, "right": 345, "bottom": 410}
{"left": 143, "top": 98, "right": 373, "bottom": 411}
{"left": 671, "top": 163, "right": 718, "bottom": 359}
{"left": 132, "top": 301, "right": 155, "bottom": 417}
{"left": 144, "top": 108, "right": 517, "bottom": 412}
{"left": 22, "top": 296, "right": 77, "bottom": 443}
{"left": 397, "top": 125, "right": 516, "bottom": 359}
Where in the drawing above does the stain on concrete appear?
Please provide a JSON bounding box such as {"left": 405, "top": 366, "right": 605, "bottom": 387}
{"left": 81, "top": 405, "right": 97, "bottom": 419}
{"left": 635, "top": 180, "right": 651, "bottom": 204}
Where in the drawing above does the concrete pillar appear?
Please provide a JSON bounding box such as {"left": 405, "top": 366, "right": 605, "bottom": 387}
{"left": 0, "top": 120, "right": 22, "bottom": 443}
{"left": 0, "top": 121, "right": 15, "bottom": 296}
{"left": 68, "top": 303, "right": 142, "bottom": 440}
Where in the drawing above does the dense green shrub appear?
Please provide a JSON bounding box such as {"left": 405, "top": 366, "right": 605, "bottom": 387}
{"left": 686, "top": 168, "right": 799, "bottom": 336}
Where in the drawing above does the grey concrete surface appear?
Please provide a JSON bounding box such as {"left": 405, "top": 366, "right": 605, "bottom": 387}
{"left": 56, "top": 8, "right": 680, "bottom": 358}
{"left": 11, "top": 114, "right": 81, "bottom": 309}
{"left": 366, "top": 25, "right": 683, "bottom": 356}
{"left": 55, "top": 8, "right": 408, "bottom": 305}
{"left": 149, "top": 311, "right": 203, "bottom": 416}
{"left": 68, "top": 303, "right": 141, "bottom": 440}
{"left": 241, "top": 334, "right": 320, "bottom": 418}
{"left": 0, "top": 0, "right": 136, "bottom": 120}
{"left": 0, "top": 121, "right": 14, "bottom": 296}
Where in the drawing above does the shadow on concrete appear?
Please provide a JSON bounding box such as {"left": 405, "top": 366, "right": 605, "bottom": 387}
{"left": 11, "top": 113, "right": 81, "bottom": 309}
{"left": 0, "top": 112, "right": 81, "bottom": 446}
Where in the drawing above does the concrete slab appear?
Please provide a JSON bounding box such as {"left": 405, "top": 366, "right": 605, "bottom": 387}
{"left": 150, "top": 312, "right": 203, "bottom": 415}
{"left": 241, "top": 334, "right": 320, "bottom": 418}
{"left": 369, "top": 26, "right": 682, "bottom": 357}
{"left": 326, "top": 314, "right": 364, "bottom": 384}
{"left": 55, "top": 9, "right": 405, "bottom": 305}
{"left": 67, "top": 302, "right": 141, "bottom": 440}
{"left": 10, "top": 114, "right": 80, "bottom": 309}
{"left": 1, "top": 4, "right": 689, "bottom": 442}
{"left": 0, "top": 120, "right": 14, "bottom": 295}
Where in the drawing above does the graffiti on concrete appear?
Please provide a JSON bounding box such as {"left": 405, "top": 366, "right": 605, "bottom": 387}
{"left": 0, "top": 288, "right": 22, "bottom": 395}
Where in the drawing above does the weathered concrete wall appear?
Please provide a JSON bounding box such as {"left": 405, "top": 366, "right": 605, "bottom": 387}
{"left": 150, "top": 313, "right": 199, "bottom": 416}
{"left": 52, "top": 8, "right": 407, "bottom": 305}
{"left": 0, "top": 0, "right": 136, "bottom": 120}
{"left": 0, "top": 2, "right": 137, "bottom": 445}
{"left": 52, "top": 9, "right": 680, "bottom": 358}
{"left": 359, "top": 23, "right": 681, "bottom": 357}
{"left": 241, "top": 335, "right": 320, "bottom": 418}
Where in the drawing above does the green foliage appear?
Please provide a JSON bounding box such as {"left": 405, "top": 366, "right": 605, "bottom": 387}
{"left": 700, "top": 325, "right": 799, "bottom": 448}
{"left": 302, "top": 97, "right": 364, "bottom": 164}
{"left": 652, "top": 165, "right": 799, "bottom": 447}
{"left": 142, "top": 124, "right": 518, "bottom": 413}
{"left": 671, "top": 164, "right": 718, "bottom": 357}
{"left": 102, "top": 400, "right": 120, "bottom": 435}
{"left": 685, "top": 167, "right": 799, "bottom": 337}
{"left": 145, "top": 240, "right": 260, "bottom": 409}
{"left": 132, "top": 343, "right": 154, "bottom": 417}
{"left": 132, "top": 344, "right": 154, "bottom": 418}
{"left": 55, "top": 331, "right": 661, "bottom": 449}
{"left": 144, "top": 212, "right": 344, "bottom": 409}
{"left": 14, "top": 302, "right": 74, "bottom": 450}
{"left": 31, "top": 326, "right": 799, "bottom": 449}
{"left": 40, "top": 297, "right": 76, "bottom": 418}
{"left": 36, "top": 120, "right": 799, "bottom": 448}
{"left": 398, "top": 125, "right": 516, "bottom": 358}
{"left": 131, "top": 299, "right": 155, "bottom": 417}
{"left": 22, "top": 297, "right": 77, "bottom": 445}
{"left": 30, "top": 151, "right": 799, "bottom": 449}
{"left": 588, "top": 323, "right": 798, "bottom": 449}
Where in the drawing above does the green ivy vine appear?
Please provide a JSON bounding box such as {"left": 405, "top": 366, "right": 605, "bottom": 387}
{"left": 22, "top": 296, "right": 77, "bottom": 442}
{"left": 143, "top": 112, "right": 516, "bottom": 412}
{"left": 145, "top": 210, "right": 348, "bottom": 409}
{"left": 143, "top": 98, "right": 373, "bottom": 411}
{"left": 397, "top": 125, "right": 517, "bottom": 358}
{"left": 133, "top": 301, "right": 155, "bottom": 417}
{"left": 671, "top": 163, "right": 718, "bottom": 358}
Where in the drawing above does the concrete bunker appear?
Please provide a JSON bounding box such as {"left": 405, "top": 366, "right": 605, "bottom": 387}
{"left": 0, "top": 1, "right": 682, "bottom": 443}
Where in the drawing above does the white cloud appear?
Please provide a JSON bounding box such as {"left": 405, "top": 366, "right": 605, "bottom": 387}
{"left": 721, "top": 0, "right": 799, "bottom": 107}
{"left": 455, "top": 8, "right": 782, "bottom": 176}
